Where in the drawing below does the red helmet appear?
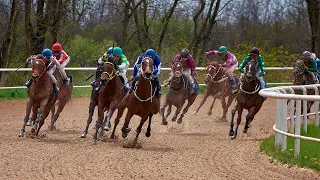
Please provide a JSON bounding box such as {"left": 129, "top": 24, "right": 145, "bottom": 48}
{"left": 52, "top": 41, "right": 62, "bottom": 51}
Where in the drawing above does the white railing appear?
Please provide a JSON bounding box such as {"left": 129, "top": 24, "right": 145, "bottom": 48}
{"left": 259, "top": 84, "right": 320, "bottom": 157}
{"left": 0, "top": 67, "right": 293, "bottom": 89}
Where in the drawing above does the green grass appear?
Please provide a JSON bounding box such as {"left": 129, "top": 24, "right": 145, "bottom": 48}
{"left": 0, "top": 86, "right": 208, "bottom": 100}
{"left": 260, "top": 124, "right": 320, "bottom": 171}
{"left": 0, "top": 87, "right": 93, "bottom": 100}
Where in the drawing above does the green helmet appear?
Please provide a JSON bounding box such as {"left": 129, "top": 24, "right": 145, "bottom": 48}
{"left": 112, "top": 47, "right": 123, "bottom": 56}
{"left": 218, "top": 46, "right": 227, "bottom": 53}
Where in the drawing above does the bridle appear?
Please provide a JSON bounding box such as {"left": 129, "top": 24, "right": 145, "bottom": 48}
{"left": 140, "top": 56, "right": 153, "bottom": 81}
{"left": 240, "top": 61, "right": 261, "bottom": 94}
{"left": 101, "top": 62, "right": 117, "bottom": 83}
{"left": 205, "top": 65, "right": 228, "bottom": 83}
{"left": 32, "top": 59, "right": 47, "bottom": 81}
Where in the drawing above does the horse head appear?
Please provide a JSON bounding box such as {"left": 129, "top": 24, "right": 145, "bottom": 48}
{"left": 288, "top": 59, "right": 308, "bottom": 85}
{"left": 101, "top": 62, "right": 116, "bottom": 85}
{"left": 205, "top": 61, "right": 221, "bottom": 84}
{"left": 170, "top": 62, "right": 185, "bottom": 90}
{"left": 244, "top": 60, "right": 258, "bottom": 82}
{"left": 140, "top": 56, "right": 154, "bottom": 80}
{"left": 31, "top": 58, "right": 47, "bottom": 82}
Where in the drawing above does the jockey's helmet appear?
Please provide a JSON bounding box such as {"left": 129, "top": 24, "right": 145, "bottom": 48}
{"left": 311, "top": 53, "right": 316, "bottom": 59}
{"left": 250, "top": 47, "right": 260, "bottom": 56}
{"left": 302, "top": 51, "right": 312, "bottom": 58}
{"left": 107, "top": 47, "right": 113, "bottom": 55}
{"left": 180, "top": 49, "right": 190, "bottom": 58}
{"left": 52, "top": 41, "right": 62, "bottom": 51}
{"left": 145, "top": 49, "right": 157, "bottom": 59}
{"left": 218, "top": 46, "right": 227, "bottom": 54}
{"left": 42, "top": 48, "right": 52, "bottom": 58}
{"left": 112, "top": 47, "right": 123, "bottom": 56}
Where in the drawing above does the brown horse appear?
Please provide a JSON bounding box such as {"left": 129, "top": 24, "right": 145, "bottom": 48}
{"left": 192, "top": 61, "right": 238, "bottom": 121}
{"left": 92, "top": 62, "right": 127, "bottom": 144}
{"left": 287, "top": 59, "right": 316, "bottom": 114}
{"left": 229, "top": 60, "right": 265, "bottom": 139}
{"left": 121, "top": 56, "right": 160, "bottom": 148}
{"left": 160, "top": 62, "right": 198, "bottom": 125}
{"left": 19, "top": 58, "right": 58, "bottom": 137}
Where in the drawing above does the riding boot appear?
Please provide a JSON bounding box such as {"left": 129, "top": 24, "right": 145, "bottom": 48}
{"left": 59, "top": 69, "right": 69, "bottom": 85}
{"left": 90, "top": 80, "right": 97, "bottom": 89}
{"left": 130, "top": 79, "right": 137, "bottom": 94}
{"left": 154, "top": 78, "right": 162, "bottom": 98}
{"left": 25, "top": 78, "right": 33, "bottom": 88}
{"left": 54, "top": 83, "right": 60, "bottom": 92}
{"left": 187, "top": 78, "right": 195, "bottom": 94}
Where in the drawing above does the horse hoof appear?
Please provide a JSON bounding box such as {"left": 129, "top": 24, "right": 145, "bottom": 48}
{"left": 172, "top": 117, "right": 177, "bottom": 122}
{"left": 31, "top": 128, "right": 35, "bottom": 134}
{"left": 231, "top": 135, "right": 237, "bottom": 140}
{"left": 243, "top": 129, "right": 248, "bottom": 133}
{"left": 207, "top": 111, "right": 212, "bottom": 116}
{"left": 177, "top": 119, "right": 182, "bottom": 124}
{"left": 104, "top": 126, "right": 110, "bottom": 131}
{"left": 122, "top": 133, "right": 128, "bottom": 138}
{"left": 81, "top": 133, "right": 87, "bottom": 138}
{"left": 229, "top": 131, "right": 234, "bottom": 136}
{"left": 18, "top": 132, "right": 24, "bottom": 137}
{"left": 162, "top": 121, "right": 168, "bottom": 125}
{"left": 145, "top": 131, "right": 151, "bottom": 137}
{"left": 92, "top": 139, "right": 97, "bottom": 145}
{"left": 26, "top": 121, "right": 32, "bottom": 126}
{"left": 49, "top": 125, "right": 56, "bottom": 131}
{"left": 191, "top": 111, "right": 197, "bottom": 115}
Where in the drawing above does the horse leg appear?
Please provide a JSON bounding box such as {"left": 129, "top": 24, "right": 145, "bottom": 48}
{"left": 160, "top": 102, "right": 169, "bottom": 125}
{"left": 98, "top": 109, "right": 115, "bottom": 139}
{"left": 133, "top": 117, "right": 148, "bottom": 148}
{"left": 231, "top": 107, "right": 243, "bottom": 140}
{"left": 81, "top": 100, "right": 96, "bottom": 138}
{"left": 145, "top": 114, "right": 153, "bottom": 137}
{"left": 26, "top": 106, "right": 36, "bottom": 126}
{"left": 32, "top": 102, "right": 46, "bottom": 134}
{"left": 19, "top": 100, "right": 32, "bottom": 137}
{"left": 121, "top": 110, "right": 133, "bottom": 138}
{"left": 244, "top": 102, "right": 264, "bottom": 133}
{"left": 178, "top": 99, "right": 194, "bottom": 124}
{"left": 220, "top": 96, "right": 227, "bottom": 121}
{"left": 229, "top": 104, "right": 238, "bottom": 136}
{"left": 36, "top": 105, "right": 52, "bottom": 136}
{"left": 49, "top": 105, "right": 56, "bottom": 129}
{"left": 110, "top": 106, "right": 126, "bottom": 139}
{"left": 192, "top": 93, "right": 209, "bottom": 114}
{"left": 172, "top": 105, "right": 183, "bottom": 122}
{"left": 92, "top": 105, "right": 105, "bottom": 145}
{"left": 165, "top": 105, "right": 172, "bottom": 118}
{"left": 207, "top": 97, "right": 217, "bottom": 116}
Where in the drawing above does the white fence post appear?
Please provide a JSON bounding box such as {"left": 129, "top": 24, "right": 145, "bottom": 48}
{"left": 294, "top": 100, "right": 301, "bottom": 157}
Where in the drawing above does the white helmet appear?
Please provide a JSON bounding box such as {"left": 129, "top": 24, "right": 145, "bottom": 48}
{"left": 311, "top": 53, "right": 316, "bottom": 59}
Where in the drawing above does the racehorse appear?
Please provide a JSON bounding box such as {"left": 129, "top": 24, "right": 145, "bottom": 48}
{"left": 287, "top": 59, "right": 315, "bottom": 113}
{"left": 192, "top": 61, "right": 238, "bottom": 121}
{"left": 229, "top": 60, "right": 265, "bottom": 139}
{"left": 92, "top": 62, "right": 127, "bottom": 144}
{"left": 160, "top": 61, "right": 198, "bottom": 125}
{"left": 121, "top": 56, "right": 160, "bottom": 148}
{"left": 19, "top": 57, "right": 58, "bottom": 137}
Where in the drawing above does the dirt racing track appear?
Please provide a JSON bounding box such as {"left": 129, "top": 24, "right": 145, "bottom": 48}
{"left": 0, "top": 96, "right": 319, "bottom": 180}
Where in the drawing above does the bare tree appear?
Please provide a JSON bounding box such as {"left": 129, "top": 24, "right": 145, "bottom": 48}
{"left": 306, "top": 0, "right": 320, "bottom": 55}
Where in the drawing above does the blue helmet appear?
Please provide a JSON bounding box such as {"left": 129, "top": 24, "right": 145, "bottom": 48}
{"left": 42, "top": 48, "right": 52, "bottom": 58}
{"left": 145, "top": 49, "right": 157, "bottom": 59}
{"left": 107, "top": 47, "right": 113, "bottom": 55}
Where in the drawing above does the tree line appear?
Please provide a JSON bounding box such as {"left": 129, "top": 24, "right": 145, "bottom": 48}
{"left": 0, "top": 0, "right": 319, "bottom": 87}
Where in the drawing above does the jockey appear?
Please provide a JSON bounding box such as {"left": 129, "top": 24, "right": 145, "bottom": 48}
{"left": 90, "top": 47, "right": 113, "bottom": 89}
{"left": 25, "top": 49, "right": 60, "bottom": 91}
{"left": 205, "top": 46, "right": 238, "bottom": 87}
{"left": 301, "top": 51, "right": 318, "bottom": 84}
{"left": 238, "top": 47, "right": 267, "bottom": 89}
{"left": 111, "top": 47, "right": 130, "bottom": 89}
{"left": 52, "top": 41, "right": 70, "bottom": 85}
{"left": 130, "top": 48, "right": 162, "bottom": 98}
{"left": 166, "top": 48, "right": 197, "bottom": 94}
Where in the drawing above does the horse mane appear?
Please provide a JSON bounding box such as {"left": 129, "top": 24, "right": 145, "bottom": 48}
{"left": 207, "top": 61, "right": 220, "bottom": 69}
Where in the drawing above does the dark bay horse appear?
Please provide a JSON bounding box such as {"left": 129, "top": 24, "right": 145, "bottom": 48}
{"left": 121, "top": 56, "right": 160, "bottom": 148}
{"left": 160, "top": 62, "right": 198, "bottom": 125}
{"left": 19, "top": 58, "right": 58, "bottom": 137}
{"left": 287, "top": 59, "right": 315, "bottom": 113}
{"left": 192, "top": 61, "right": 238, "bottom": 121}
{"left": 92, "top": 62, "right": 127, "bottom": 144}
{"left": 229, "top": 60, "right": 265, "bottom": 139}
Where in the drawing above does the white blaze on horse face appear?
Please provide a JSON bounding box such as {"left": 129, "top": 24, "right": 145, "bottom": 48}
{"left": 144, "top": 58, "right": 152, "bottom": 73}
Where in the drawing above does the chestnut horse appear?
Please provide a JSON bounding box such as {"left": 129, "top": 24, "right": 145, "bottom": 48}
{"left": 160, "top": 62, "right": 198, "bottom": 125}
{"left": 19, "top": 58, "right": 58, "bottom": 137}
{"left": 121, "top": 56, "right": 160, "bottom": 148}
{"left": 92, "top": 62, "right": 127, "bottom": 144}
{"left": 192, "top": 61, "right": 238, "bottom": 121}
{"left": 229, "top": 60, "right": 265, "bottom": 139}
